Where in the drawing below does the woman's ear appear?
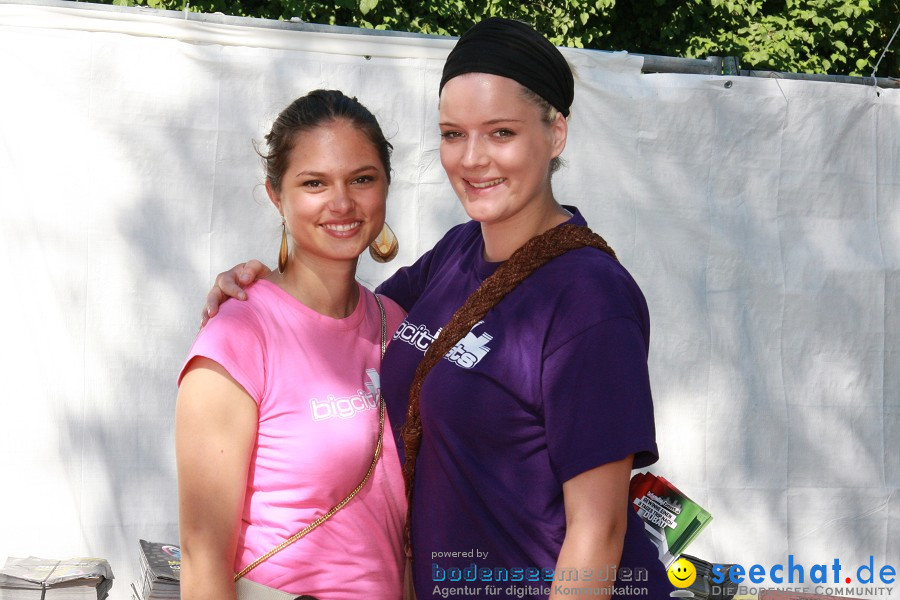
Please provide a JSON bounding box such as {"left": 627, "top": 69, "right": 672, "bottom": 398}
{"left": 265, "top": 180, "right": 282, "bottom": 214}
{"left": 549, "top": 111, "right": 568, "bottom": 159}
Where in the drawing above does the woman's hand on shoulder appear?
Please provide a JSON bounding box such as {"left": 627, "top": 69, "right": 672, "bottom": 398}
{"left": 201, "top": 260, "right": 272, "bottom": 327}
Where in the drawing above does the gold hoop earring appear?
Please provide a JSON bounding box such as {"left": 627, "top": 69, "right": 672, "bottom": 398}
{"left": 278, "top": 218, "right": 289, "bottom": 274}
{"left": 369, "top": 222, "right": 399, "bottom": 263}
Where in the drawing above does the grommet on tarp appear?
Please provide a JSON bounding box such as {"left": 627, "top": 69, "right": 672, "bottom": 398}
{"left": 724, "top": 80, "right": 733, "bottom": 88}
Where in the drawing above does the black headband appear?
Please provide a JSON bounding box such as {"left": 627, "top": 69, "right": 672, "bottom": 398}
{"left": 439, "top": 18, "right": 574, "bottom": 117}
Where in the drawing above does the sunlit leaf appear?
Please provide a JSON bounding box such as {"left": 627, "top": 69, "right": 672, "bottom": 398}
{"left": 359, "top": 0, "right": 377, "bottom": 15}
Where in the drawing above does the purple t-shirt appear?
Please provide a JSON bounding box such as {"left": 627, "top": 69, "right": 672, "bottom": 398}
{"left": 378, "top": 208, "right": 671, "bottom": 599}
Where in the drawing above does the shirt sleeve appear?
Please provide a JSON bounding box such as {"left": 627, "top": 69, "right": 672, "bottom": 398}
{"left": 376, "top": 248, "right": 440, "bottom": 312}
{"left": 177, "top": 302, "right": 267, "bottom": 404}
{"left": 376, "top": 221, "right": 474, "bottom": 312}
{"left": 541, "top": 316, "right": 659, "bottom": 484}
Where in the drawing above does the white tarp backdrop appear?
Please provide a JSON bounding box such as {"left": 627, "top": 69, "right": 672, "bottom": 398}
{"left": 0, "top": 1, "right": 898, "bottom": 597}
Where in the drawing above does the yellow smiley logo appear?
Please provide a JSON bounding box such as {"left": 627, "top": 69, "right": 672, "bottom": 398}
{"left": 667, "top": 557, "right": 697, "bottom": 588}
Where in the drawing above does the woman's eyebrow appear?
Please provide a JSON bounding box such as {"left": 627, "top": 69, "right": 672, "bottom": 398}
{"left": 439, "top": 117, "right": 524, "bottom": 127}
{"left": 293, "top": 165, "right": 379, "bottom": 178}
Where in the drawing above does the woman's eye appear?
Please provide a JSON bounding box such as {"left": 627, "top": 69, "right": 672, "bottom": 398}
{"left": 440, "top": 131, "right": 463, "bottom": 140}
{"left": 352, "top": 175, "right": 375, "bottom": 185}
{"left": 493, "top": 128, "right": 515, "bottom": 138}
{"left": 302, "top": 180, "right": 323, "bottom": 188}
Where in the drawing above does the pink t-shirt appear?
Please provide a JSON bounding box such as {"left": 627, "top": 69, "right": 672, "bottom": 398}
{"left": 179, "top": 280, "right": 407, "bottom": 599}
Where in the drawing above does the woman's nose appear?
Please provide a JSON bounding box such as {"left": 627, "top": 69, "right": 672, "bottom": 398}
{"left": 461, "top": 137, "right": 488, "bottom": 169}
{"left": 327, "top": 185, "right": 353, "bottom": 212}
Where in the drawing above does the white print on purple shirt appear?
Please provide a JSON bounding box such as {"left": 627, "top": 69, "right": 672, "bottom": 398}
{"left": 392, "top": 320, "right": 493, "bottom": 369}
{"left": 309, "top": 368, "right": 381, "bottom": 421}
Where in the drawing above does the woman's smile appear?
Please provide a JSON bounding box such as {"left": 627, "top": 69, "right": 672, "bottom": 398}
{"left": 321, "top": 220, "right": 364, "bottom": 236}
{"left": 466, "top": 177, "right": 507, "bottom": 190}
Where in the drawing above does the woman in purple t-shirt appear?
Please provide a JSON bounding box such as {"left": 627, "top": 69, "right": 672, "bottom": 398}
{"left": 203, "top": 19, "right": 672, "bottom": 600}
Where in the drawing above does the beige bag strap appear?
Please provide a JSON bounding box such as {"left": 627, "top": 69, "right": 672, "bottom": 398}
{"left": 235, "top": 293, "right": 388, "bottom": 581}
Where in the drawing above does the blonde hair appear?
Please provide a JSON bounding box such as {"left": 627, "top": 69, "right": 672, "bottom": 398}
{"left": 518, "top": 85, "right": 566, "bottom": 175}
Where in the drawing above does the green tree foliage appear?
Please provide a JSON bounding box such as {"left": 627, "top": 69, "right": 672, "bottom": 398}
{"left": 606, "top": 0, "right": 899, "bottom": 76}
{"left": 98, "top": 0, "right": 898, "bottom": 77}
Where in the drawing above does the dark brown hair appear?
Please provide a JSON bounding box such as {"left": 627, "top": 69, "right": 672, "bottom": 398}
{"left": 259, "top": 89, "right": 392, "bottom": 192}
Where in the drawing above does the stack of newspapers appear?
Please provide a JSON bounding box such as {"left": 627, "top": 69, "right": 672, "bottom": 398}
{"left": 0, "top": 556, "right": 113, "bottom": 599}
{"left": 130, "top": 540, "right": 180, "bottom": 600}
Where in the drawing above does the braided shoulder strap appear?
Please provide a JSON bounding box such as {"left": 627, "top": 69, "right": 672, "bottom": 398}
{"left": 235, "top": 293, "right": 388, "bottom": 580}
{"left": 399, "top": 224, "right": 617, "bottom": 557}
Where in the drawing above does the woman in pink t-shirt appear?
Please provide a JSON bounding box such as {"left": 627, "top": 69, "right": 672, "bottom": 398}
{"left": 176, "top": 90, "right": 407, "bottom": 600}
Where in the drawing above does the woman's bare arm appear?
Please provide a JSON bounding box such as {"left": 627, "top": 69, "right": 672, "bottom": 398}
{"left": 176, "top": 358, "right": 258, "bottom": 600}
{"left": 548, "top": 455, "right": 633, "bottom": 600}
